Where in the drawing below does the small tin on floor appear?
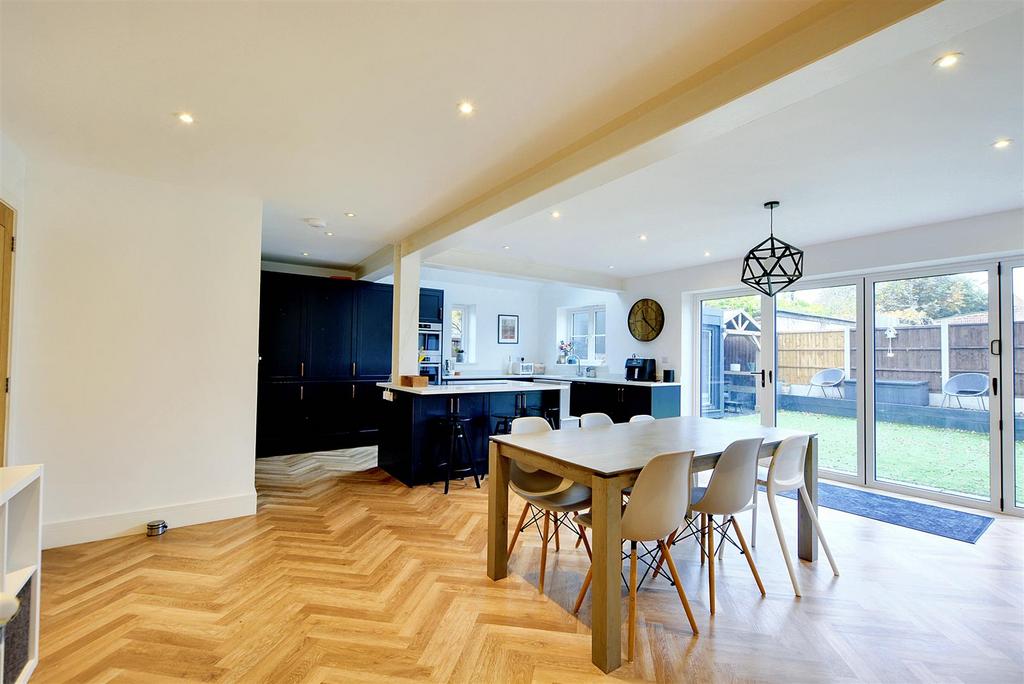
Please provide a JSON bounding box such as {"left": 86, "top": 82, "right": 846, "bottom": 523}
{"left": 146, "top": 520, "right": 168, "bottom": 537}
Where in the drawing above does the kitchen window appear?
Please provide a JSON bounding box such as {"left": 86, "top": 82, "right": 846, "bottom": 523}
{"left": 567, "top": 305, "right": 606, "bottom": 363}
{"left": 450, "top": 304, "right": 475, "bottom": 363}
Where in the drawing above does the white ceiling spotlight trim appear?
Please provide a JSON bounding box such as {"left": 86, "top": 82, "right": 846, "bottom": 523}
{"left": 303, "top": 217, "right": 327, "bottom": 229}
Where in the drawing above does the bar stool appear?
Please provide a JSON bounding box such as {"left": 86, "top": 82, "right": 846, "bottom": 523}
{"left": 431, "top": 400, "right": 480, "bottom": 495}
{"left": 493, "top": 392, "right": 529, "bottom": 435}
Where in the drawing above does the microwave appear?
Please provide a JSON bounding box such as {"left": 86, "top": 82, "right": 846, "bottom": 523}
{"left": 510, "top": 361, "right": 534, "bottom": 375}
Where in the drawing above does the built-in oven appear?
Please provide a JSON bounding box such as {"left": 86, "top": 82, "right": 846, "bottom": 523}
{"left": 419, "top": 363, "right": 440, "bottom": 385}
{"left": 418, "top": 322, "right": 442, "bottom": 354}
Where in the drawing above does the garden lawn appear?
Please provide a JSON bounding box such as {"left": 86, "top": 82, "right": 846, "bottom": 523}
{"left": 728, "top": 410, "right": 1024, "bottom": 503}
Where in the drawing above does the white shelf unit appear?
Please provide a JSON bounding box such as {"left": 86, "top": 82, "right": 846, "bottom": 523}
{"left": 0, "top": 465, "right": 42, "bottom": 684}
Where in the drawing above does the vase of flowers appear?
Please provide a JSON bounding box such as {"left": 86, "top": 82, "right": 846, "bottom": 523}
{"left": 558, "top": 340, "right": 574, "bottom": 365}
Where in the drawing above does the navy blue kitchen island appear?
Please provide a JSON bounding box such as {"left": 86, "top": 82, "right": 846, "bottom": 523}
{"left": 375, "top": 380, "right": 561, "bottom": 487}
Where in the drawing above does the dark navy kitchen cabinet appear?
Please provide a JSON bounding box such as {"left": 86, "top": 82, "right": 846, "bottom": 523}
{"left": 354, "top": 283, "right": 393, "bottom": 379}
{"left": 418, "top": 288, "right": 444, "bottom": 324}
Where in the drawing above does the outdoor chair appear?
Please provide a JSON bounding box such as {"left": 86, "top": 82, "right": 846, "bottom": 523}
{"left": 808, "top": 368, "right": 845, "bottom": 399}
{"left": 941, "top": 372, "right": 989, "bottom": 410}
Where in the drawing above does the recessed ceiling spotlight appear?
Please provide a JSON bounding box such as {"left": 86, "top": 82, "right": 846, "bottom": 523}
{"left": 325, "top": 232, "right": 334, "bottom": 237}
{"left": 608, "top": 265, "right": 615, "bottom": 270}
{"left": 933, "top": 52, "right": 961, "bottom": 69}
{"left": 302, "top": 252, "right": 310, "bottom": 257}
{"left": 457, "top": 100, "right": 475, "bottom": 115}
{"left": 704, "top": 250, "right": 711, "bottom": 257}
{"left": 992, "top": 138, "right": 1013, "bottom": 149}
{"left": 175, "top": 112, "right": 195, "bottom": 124}
{"left": 344, "top": 212, "right": 356, "bottom": 218}
{"left": 550, "top": 210, "right": 561, "bottom": 219}
{"left": 639, "top": 234, "right": 648, "bottom": 241}
{"left": 502, "top": 245, "right": 510, "bottom": 250}
{"left": 303, "top": 217, "right": 327, "bottom": 229}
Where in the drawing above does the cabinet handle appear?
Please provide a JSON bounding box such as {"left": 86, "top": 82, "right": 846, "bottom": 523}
{"left": 300, "top": 385, "right": 304, "bottom": 401}
{"left": 352, "top": 361, "right": 356, "bottom": 376}
{"left": 300, "top": 361, "right": 305, "bottom": 377}
{"left": 351, "top": 384, "right": 356, "bottom": 399}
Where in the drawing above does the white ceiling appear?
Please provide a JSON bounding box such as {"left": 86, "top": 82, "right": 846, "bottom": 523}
{"left": 450, "top": 7, "right": 1024, "bottom": 279}
{"left": 0, "top": 0, "right": 817, "bottom": 269}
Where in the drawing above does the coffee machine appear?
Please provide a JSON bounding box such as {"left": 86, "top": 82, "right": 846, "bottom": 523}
{"left": 624, "top": 356, "right": 657, "bottom": 382}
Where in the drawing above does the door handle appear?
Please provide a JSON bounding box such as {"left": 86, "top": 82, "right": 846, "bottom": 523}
{"left": 991, "top": 339, "right": 1001, "bottom": 356}
{"left": 992, "top": 377, "right": 999, "bottom": 396}
{"left": 768, "top": 370, "right": 773, "bottom": 383}
{"left": 759, "top": 369, "right": 766, "bottom": 388}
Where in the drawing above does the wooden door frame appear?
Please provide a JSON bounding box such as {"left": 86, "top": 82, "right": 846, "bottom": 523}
{"left": 0, "top": 200, "right": 15, "bottom": 468}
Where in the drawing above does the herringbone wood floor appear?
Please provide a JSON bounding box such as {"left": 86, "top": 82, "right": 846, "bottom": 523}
{"left": 36, "top": 449, "right": 1024, "bottom": 682}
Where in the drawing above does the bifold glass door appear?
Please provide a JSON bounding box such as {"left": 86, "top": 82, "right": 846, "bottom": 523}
{"left": 699, "top": 293, "right": 774, "bottom": 425}
{"left": 696, "top": 257, "right": 1023, "bottom": 513}
{"left": 1001, "top": 260, "right": 1024, "bottom": 514}
{"left": 866, "top": 266, "right": 999, "bottom": 506}
{"left": 774, "top": 282, "right": 862, "bottom": 483}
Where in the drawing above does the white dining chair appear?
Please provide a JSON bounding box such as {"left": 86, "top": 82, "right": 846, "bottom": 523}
{"left": 506, "top": 417, "right": 592, "bottom": 593}
{"left": 573, "top": 450, "right": 699, "bottom": 660}
{"left": 629, "top": 414, "right": 655, "bottom": 423}
{"left": 580, "top": 412, "right": 613, "bottom": 428}
{"left": 757, "top": 434, "right": 839, "bottom": 596}
{"left": 688, "top": 437, "right": 765, "bottom": 614}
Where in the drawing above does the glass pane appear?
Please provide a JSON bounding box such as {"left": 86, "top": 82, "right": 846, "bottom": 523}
{"left": 1013, "top": 267, "right": 1024, "bottom": 507}
{"left": 775, "top": 285, "right": 859, "bottom": 475}
{"left": 595, "top": 309, "right": 606, "bottom": 335}
{"left": 572, "top": 312, "right": 589, "bottom": 336}
{"left": 700, "top": 295, "right": 762, "bottom": 421}
{"left": 571, "top": 335, "right": 589, "bottom": 361}
{"left": 595, "top": 334, "right": 606, "bottom": 356}
{"left": 451, "top": 307, "right": 463, "bottom": 353}
{"left": 873, "top": 271, "right": 991, "bottom": 499}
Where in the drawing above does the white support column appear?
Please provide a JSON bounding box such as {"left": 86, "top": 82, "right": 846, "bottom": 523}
{"left": 391, "top": 247, "right": 421, "bottom": 380}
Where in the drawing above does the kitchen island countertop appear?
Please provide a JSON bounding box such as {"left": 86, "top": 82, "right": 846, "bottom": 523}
{"left": 377, "top": 380, "right": 560, "bottom": 396}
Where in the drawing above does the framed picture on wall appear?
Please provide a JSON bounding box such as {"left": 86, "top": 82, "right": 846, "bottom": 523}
{"left": 497, "top": 314, "right": 519, "bottom": 344}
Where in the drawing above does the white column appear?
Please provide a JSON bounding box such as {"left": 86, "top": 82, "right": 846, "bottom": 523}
{"left": 391, "top": 246, "right": 421, "bottom": 379}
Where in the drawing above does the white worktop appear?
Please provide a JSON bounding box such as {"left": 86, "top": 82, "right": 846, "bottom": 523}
{"left": 377, "top": 380, "right": 561, "bottom": 396}
{"left": 442, "top": 373, "right": 680, "bottom": 388}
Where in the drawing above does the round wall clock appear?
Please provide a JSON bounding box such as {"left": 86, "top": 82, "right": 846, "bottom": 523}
{"left": 627, "top": 298, "right": 665, "bottom": 341}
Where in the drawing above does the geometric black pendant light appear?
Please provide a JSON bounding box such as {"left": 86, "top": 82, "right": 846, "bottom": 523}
{"left": 741, "top": 200, "right": 804, "bottom": 297}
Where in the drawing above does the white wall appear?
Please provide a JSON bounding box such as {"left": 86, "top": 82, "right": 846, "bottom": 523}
{"left": 8, "top": 153, "right": 263, "bottom": 548}
{"left": 418, "top": 268, "right": 543, "bottom": 372}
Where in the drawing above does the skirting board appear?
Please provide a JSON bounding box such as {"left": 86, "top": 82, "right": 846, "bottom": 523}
{"left": 42, "top": 491, "right": 257, "bottom": 549}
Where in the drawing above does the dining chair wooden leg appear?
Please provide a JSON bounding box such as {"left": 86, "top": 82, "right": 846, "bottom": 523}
{"left": 574, "top": 565, "right": 592, "bottom": 614}
{"left": 578, "top": 524, "right": 593, "bottom": 561}
{"left": 539, "top": 512, "right": 550, "bottom": 594}
{"left": 628, "top": 541, "right": 638, "bottom": 662}
{"left": 555, "top": 513, "right": 561, "bottom": 552}
{"left": 767, "top": 492, "right": 801, "bottom": 596}
{"left": 730, "top": 515, "right": 765, "bottom": 596}
{"left": 798, "top": 487, "right": 840, "bottom": 576}
{"left": 507, "top": 501, "right": 530, "bottom": 557}
{"left": 707, "top": 516, "right": 715, "bottom": 614}
{"left": 658, "top": 540, "right": 698, "bottom": 635}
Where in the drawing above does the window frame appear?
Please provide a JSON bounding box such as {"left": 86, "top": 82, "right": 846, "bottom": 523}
{"left": 566, "top": 305, "right": 607, "bottom": 364}
{"left": 450, "top": 303, "right": 475, "bottom": 364}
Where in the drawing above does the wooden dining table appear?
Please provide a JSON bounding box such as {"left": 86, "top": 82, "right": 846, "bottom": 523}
{"left": 487, "top": 416, "right": 818, "bottom": 673}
